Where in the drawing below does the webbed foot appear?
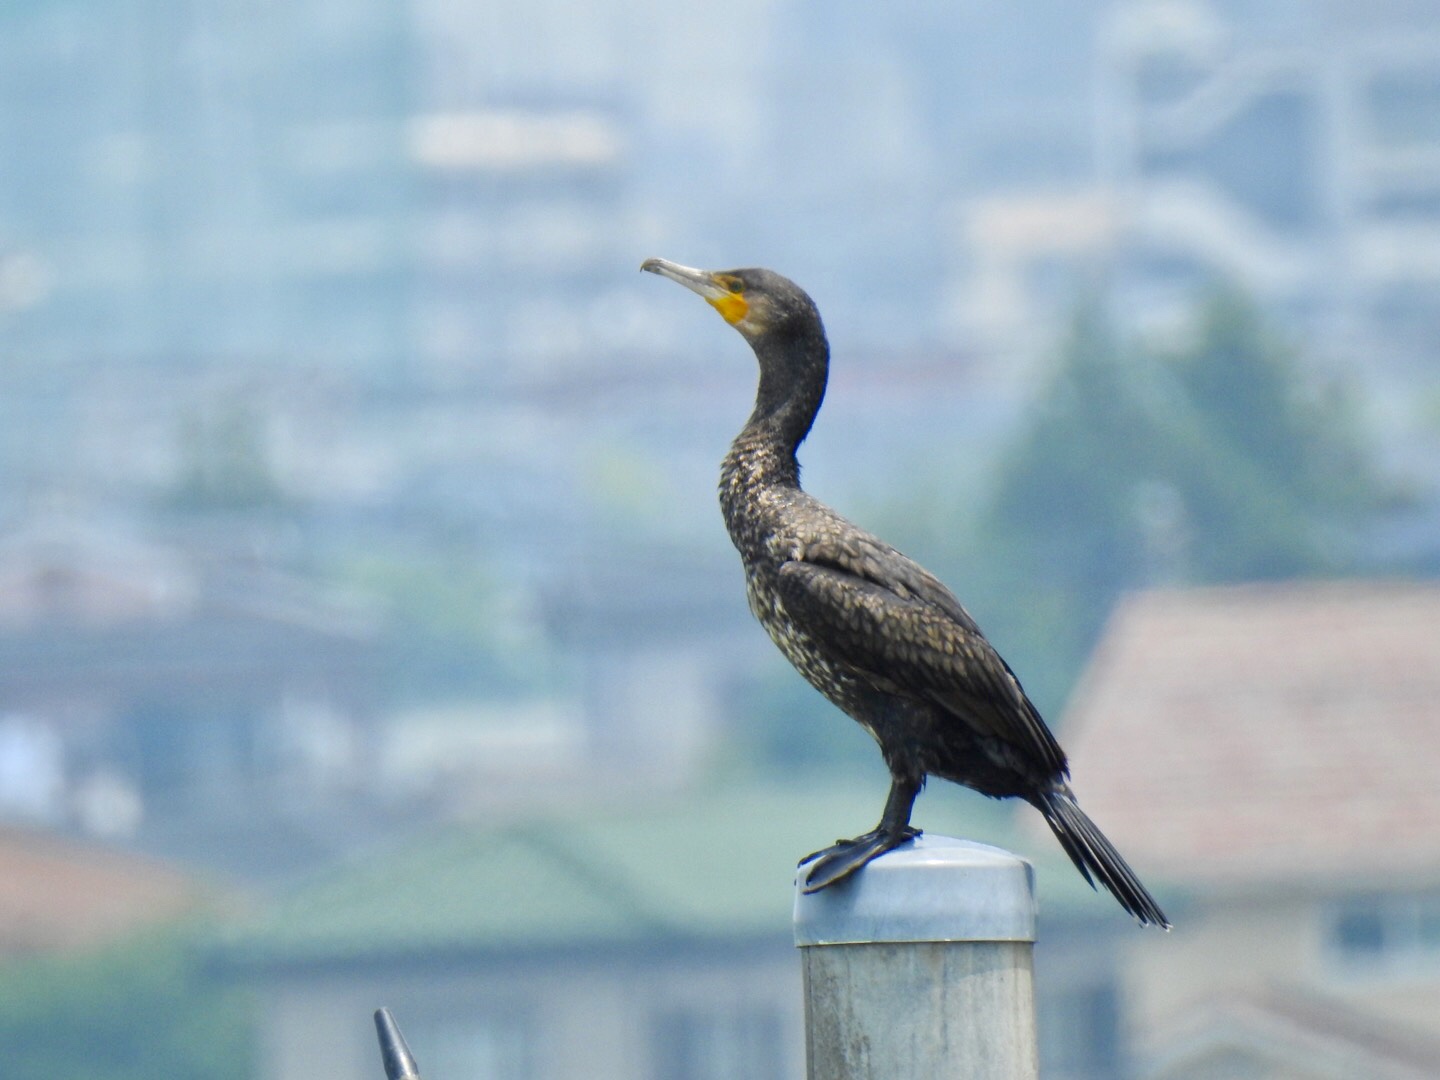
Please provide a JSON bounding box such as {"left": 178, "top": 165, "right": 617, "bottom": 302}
{"left": 799, "top": 825, "right": 921, "bottom": 893}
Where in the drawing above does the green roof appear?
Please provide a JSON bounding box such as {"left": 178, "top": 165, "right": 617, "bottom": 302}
{"left": 220, "top": 780, "right": 1157, "bottom": 968}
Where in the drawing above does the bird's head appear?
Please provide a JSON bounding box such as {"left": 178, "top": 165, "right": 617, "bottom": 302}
{"left": 640, "top": 258, "right": 820, "bottom": 345}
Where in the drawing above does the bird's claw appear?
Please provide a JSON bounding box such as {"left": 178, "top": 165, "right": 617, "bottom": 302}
{"left": 797, "top": 838, "right": 853, "bottom": 867}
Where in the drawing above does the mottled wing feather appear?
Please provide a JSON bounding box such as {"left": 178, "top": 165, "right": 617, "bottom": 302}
{"left": 775, "top": 552, "right": 1068, "bottom": 778}
{"left": 799, "top": 535, "right": 982, "bottom": 631}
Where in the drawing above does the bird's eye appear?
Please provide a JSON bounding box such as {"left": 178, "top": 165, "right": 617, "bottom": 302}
{"left": 726, "top": 277, "right": 745, "bottom": 294}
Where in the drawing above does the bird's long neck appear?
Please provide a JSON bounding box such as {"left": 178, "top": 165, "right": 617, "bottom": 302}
{"left": 720, "top": 328, "right": 829, "bottom": 539}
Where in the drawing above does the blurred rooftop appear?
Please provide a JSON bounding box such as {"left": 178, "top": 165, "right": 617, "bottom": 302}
{"left": 0, "top": 825, "right": 214, "bottom": 955}
{"left": 217, "top": 782, "right": 1138, "bottom": 971}
{"left": 1063, "top": 579, "right": 1440, "bottom": 887}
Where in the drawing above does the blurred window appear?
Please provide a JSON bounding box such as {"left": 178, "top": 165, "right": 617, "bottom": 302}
{"left": 411, "top": 1009, "right": 532, "bottom": 1080}
{"left": 652, "top": 1002, "right": 786, "bottom": 1080}
{"left": 1037, "top": 979, "right": 1124, "bottom": 1080}
{"left": 1329, "top": 892, "right": 1440, "bottom": 974}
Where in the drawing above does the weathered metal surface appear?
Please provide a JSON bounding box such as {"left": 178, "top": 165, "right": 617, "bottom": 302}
{"left": 796, "top": 836, "right": 1039, "bottom": 1079}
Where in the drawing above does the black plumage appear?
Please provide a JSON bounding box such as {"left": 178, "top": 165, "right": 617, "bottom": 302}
{"left": 641, "top": 258, "right": 1169, "bottom": 928}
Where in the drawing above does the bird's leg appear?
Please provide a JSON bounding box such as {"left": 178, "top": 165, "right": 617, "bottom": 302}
{"left": 799, "top": 775, "right": 922, "bottom": 893}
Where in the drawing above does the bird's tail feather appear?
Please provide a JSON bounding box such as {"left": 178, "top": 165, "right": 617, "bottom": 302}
{"left": 1036, "top": 789, "right": 1170, "bottom": 929}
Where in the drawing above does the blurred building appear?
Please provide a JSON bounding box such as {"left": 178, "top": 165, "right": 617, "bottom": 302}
{"left": 219, "top": 785, "right": 1140, "bottom": 1080}
{"left": 221, "top": 579, "right": 1440, "bottom": 1080}
{"left": 2, "top": 0, "right": 1436, "bottom": 560}
{"left": 0, "top": 6, "right": 1437, "bottom": 1069}
{"left": 7, "top": 0, "right": 1438, "bottom": 384}
{"left": 222, "top": 791, "right": 807, "bottom": 1080}
{"left": 0, "top": 824, "right": 211, "bottom": 958}
{"left": 540, "top": 543, "right": 760, "bottom": 786}
{"left": 0, "top": 0, "right": 655, "bottom": 381}
{"left": 1062, "top": 580, "right": 1440, "bottom": 1080}
{"left": 0, "top": 515, "right": 386, "bottom": 878}
{"left": 948, "top": 1, "right": 1440, "bottom": 421}
{"left": 1100, "top": 0, "right": 1440, "bottom": 378}
{"left": 0, "top": 503, "right": 790, "bottom": 877}
{"left": 0, "top": 0, "right": 412, "bottom": 371}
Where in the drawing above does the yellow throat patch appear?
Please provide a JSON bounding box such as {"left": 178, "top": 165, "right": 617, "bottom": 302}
{"left": 707, "top": 293, "right": 749, "bottom": 325}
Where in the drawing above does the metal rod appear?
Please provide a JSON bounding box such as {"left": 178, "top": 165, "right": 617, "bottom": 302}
{"left": 374, "top": 1007, "right": 423, "bottom": 1080}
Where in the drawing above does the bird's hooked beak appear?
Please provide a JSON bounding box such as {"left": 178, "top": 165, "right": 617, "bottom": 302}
{"left": 640, "top": 257, "right": 749, "bottom": 326}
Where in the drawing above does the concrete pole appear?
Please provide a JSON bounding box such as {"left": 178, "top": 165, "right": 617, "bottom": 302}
{"left": 794, "top": 835, "right": 1039, "bottom": 1080}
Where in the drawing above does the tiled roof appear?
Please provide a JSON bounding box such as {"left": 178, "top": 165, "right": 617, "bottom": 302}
{"left": 1143, "top": 986, "right": 1440, "bottom": 1080}
{"left": 1060, "top": 581, "right": 1440, "bottom": 886}
{"left": 219, "top": 782, "right": 1128, "bottom": 968}
{"left": 0, "top": 827, "right": 210, "bottom": 954}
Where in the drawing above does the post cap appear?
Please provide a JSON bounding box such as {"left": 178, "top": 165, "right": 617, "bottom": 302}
{"left": 793, "top": 835, "right": 1036, "bottom": 945}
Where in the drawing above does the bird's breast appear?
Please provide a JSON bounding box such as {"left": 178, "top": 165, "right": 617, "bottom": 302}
{"left": 743, "top": 564, "right": 869, "bottom": 712}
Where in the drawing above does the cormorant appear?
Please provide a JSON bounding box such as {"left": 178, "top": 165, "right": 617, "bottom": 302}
{"left": 642, "top": 257, "right": 1169, "bottom": 928}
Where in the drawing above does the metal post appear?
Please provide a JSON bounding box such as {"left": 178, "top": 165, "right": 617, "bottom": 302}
{"left": 794, "top": 835, "right": 1039, "bottom": 1079}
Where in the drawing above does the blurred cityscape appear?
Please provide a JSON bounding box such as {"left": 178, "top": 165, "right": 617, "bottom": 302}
{"left": 1, "top": 1, "right": 1439, "bottom": 1079}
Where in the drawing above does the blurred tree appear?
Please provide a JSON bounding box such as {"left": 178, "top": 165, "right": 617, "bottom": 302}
{"left": 168, "top": 400, "right": 288, "bottom": 511}
{"left": 967, "top": 283, "right": 1389, "bottom": 712}
{"left": 960, "top": 302, "right": 1157, "bottom": 713}
{"left": 0, "top": 927, "right": 253, "bottom": 1080}
{"left": 1160, "top": 285, "right": 1382, "bottom": 578}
